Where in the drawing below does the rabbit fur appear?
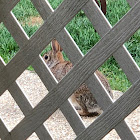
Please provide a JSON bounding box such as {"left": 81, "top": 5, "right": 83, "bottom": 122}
{"left": 43, "top": 39, "right": 113, "bottom": 116}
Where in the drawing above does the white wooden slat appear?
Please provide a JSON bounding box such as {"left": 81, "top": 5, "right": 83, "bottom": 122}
{"left": 4, "top": 3, "right": 140, "bottom": 139}
{"left": 83, "top": 0, "right": 140, "bottom": 84}
{"left": 0, "top": 0, "right": 89, "bottom": 96}
{"left": 3, "top": 7, "right": 86, "bottom": 136}
{"left": 0, "top": 58, "right": 53, "bottom": 140}
{"left": 76, "top": 77, "right": 140, "bottom": 140}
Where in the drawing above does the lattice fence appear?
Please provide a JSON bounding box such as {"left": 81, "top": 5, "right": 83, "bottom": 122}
{"left": 0, "top": 0, "right": 140, "bottom": 139}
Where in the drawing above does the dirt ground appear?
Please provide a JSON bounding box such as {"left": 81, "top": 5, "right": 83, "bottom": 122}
{"left": 0, "top": 70, "right": 139, "bottom": 140}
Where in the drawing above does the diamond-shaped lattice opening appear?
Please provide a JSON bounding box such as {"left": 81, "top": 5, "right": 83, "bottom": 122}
{"left": 0, "top": 90, "right": 24, "bottom": 131}
{"left": 100, "top": 56, "right": 132, "bottom": 95}
{"left": 48, "top": 0, "right": 64, "bottom": 10}
{"left": 0, "top": 23, "right": 19, "bottom": 63}
{"left": 45, "top": 109, "right": 76, "bottom": 139}
{"left": 17, "top": 70, "right": 48, "bottom": 107}
{"left": 102, "top": 129, "right": 121, "bottom": 140}
{"left": 106, "top": 0, "right": 131, "bottom": 26}
{"left": 125, "top": 106, "right": 140, "bottom": 139}
{"left": 12, "top": 0, "right": 44, "bottom": 38}
{"left": 66, "top": 11, "right": 101, "bottom": 55}
{"left": 125, "top": 29, "right": 140, "bottom": 67}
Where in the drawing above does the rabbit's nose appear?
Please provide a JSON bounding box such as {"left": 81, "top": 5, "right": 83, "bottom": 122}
{"left": 45, "top": 55, "right": 48, "bottom": 60}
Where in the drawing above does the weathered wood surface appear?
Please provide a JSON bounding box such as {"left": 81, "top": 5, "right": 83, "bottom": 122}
{"left": 127, "top": 0, "right": 140, "bottom": 7}
{"left": 3, "top": 2, "right": 86, "bottom": 137}
{"left": 53, "top": 1, "right": 139, "bottom": 139}
{"left": 83, "top": 0, "right": 140, "bottom": 84}
{"left": 0, "top": 119, "right": 9, "bottom": 139}
{"left": 0, "top": 0, "right": 140, "bottom": 139}
{"left": 0, "top": 59, "right": 53, "bottom": 139}
{"left": 3, "top": 2, "right": 140, "bottom": 139}
{"left": 31, "top": 0, "right": 139, "bottom": 137}
{"left": 0, "top": 0, "right": 89, "bottom": 96}
{"left": 1, "top": 0, "right": 88, "bottom": 138}
{"left": 76, "top": 77, "right": 140, "bottom": 140}
{"left": 0, "top": 0, "right": 19, "bottom": 22}
{"left": 32, "top": 57, "right": 86, "bottom": 136}
{"left": 86, "top": 76, "right": 137, "bottom": 140}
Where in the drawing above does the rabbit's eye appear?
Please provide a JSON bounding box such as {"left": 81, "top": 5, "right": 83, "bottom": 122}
{"left": 45, "top": 55, "right": 48, "bottom": 60}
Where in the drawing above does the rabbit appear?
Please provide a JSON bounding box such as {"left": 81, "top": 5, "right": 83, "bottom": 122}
{"left": 43, "top": 39, "right": 113, "bottom": 116}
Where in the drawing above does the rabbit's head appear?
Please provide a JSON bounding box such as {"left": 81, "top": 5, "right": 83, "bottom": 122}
{"left": 43, "top": 39, "right": 64, "bottom": 68}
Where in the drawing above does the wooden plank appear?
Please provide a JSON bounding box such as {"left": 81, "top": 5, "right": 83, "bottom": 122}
{"left": 1, "top": 0, "right": 140, "bottom": 139}
{"left": 55, "top": 29, "right": 84, "bottom": 64}
{"left": 3, "top": 12, "right": 29, "bottom": 47}
{"left": 0, "top": 0, "right": 20, "bottom": 22}
{"left": 54, "top": 24, "right": 137, "bottom": 140}
{"left": 31, "top": 0, "right": 54, "bottom": 20}
{"left": 83, "top": 0, "right": 140, "bottom": 84}
{"left": 31, "top": 0, "right": 84, "bottom": 63}
{"left": 113, "top": 47, "right": 140, "bottom": 84}
{"left": 86, "top": 74, "right": 137, "bottom": 140}
{"left": 47, "top": 13, "right": 135, "bottom": 139}
{"left": 76, "top": 77, "right": 140, "bottom": 140}
{"left": 54, "top": 26, "right": 137, "bottom": 140}
{"left": 30, "top": 1, "right": 87, "bottom": 134}
{"left": 8, "top": 83, "right": 53, "bottom": 140}
{"left": 0, "top": 0, "right": 89, "bottom": 96}
{"left": 32, "top": 56, "right": 86, "bottom": 135}
{"left": 82, "top": 2, "right": 140, "bottom": 138}
{"left": 127, "top": 0, "right": 140, "bottom": 7}
{"left": 0, "top": 119, "right": 9, "bottom": 139}
{"left": 3, "top": 6, "right": 86, "bottom": 136}
{"left": 0, "top": 58, "right": 53, "bottom": 140}
{"left": 4, "top": 3, "right": 140, "bottom": 139}
{"left": 3, "top": 1, "right": 138, "bottom": 138}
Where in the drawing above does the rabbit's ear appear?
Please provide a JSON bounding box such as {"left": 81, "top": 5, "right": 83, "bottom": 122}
{"left": 51, "top": 39, "right": 63, "bottom": 52}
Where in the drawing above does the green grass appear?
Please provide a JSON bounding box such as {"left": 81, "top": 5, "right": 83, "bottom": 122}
{"left": 0, "top": 0, "right": 139, "bottom": 92}
{"left": 12, "top": 0, "right": 39, "bottom": 21}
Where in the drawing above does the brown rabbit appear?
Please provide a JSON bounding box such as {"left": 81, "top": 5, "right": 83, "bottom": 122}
{"left": 43, "top": 39, "right": 113, "bottom": 116}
